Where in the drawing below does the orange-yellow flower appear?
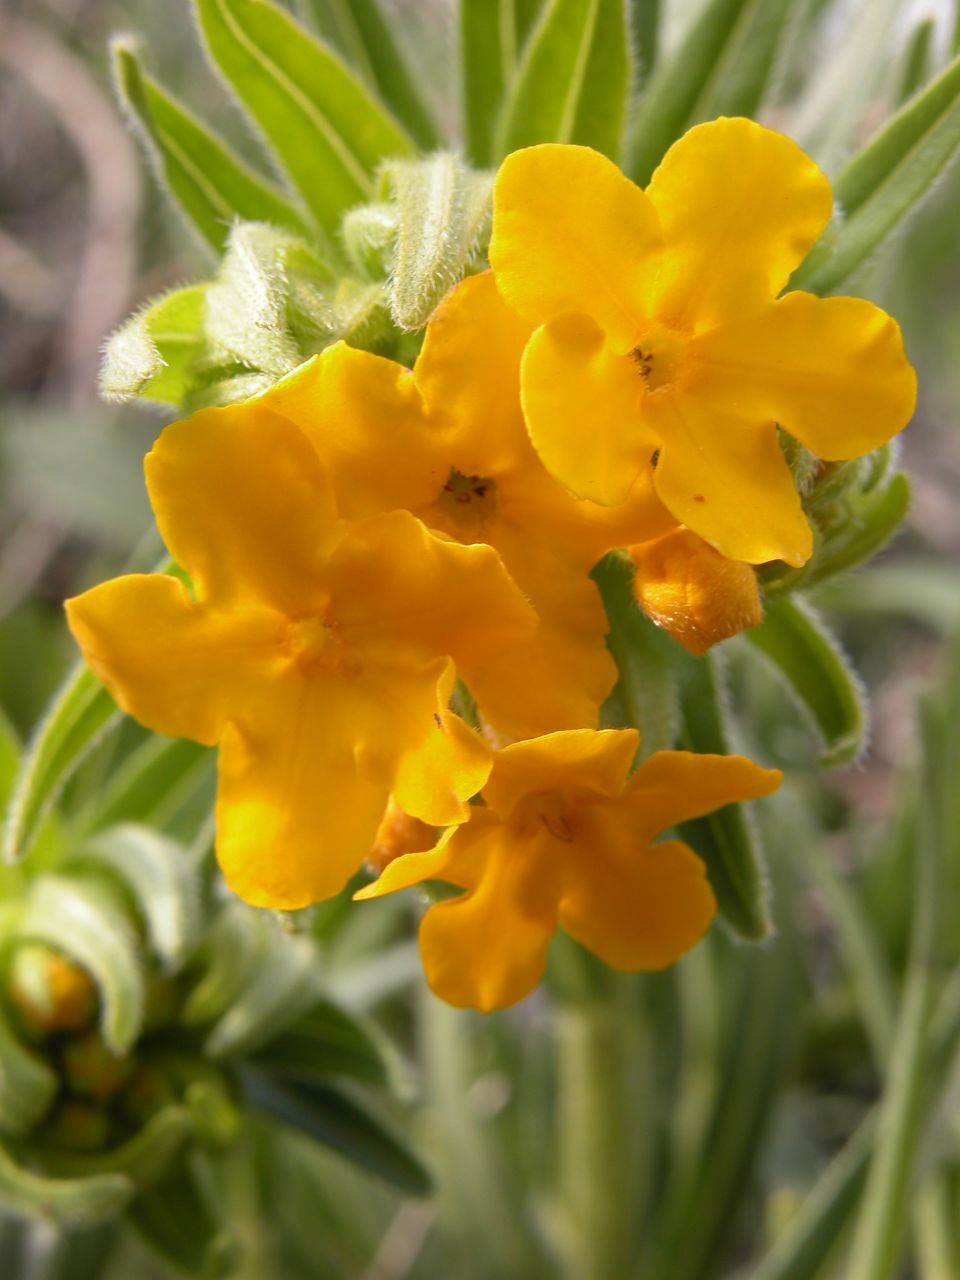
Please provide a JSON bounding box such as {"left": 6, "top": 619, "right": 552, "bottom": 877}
{"left": 630, "top": 529, "right": 762, "bottom": 654}
{"left": 356, "top": 729, "right": 782, "bottom": 1011}
{"left": 65, "top": 405, "right": 535, "bottom": 910}
{"left": 489, "top": 117, "right": 917, "bottom": 569}
{"left": 254, "top": 272, "right": 675, "bottom": 740}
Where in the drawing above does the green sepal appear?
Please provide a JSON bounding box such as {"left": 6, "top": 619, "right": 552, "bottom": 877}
{"left": 18, "top": 876, "right": 145, "bottom": 1055}
{"left": 459, "top": 0, "right": 543, "bottom": 166}
{"left": 592, "top": 552, "right": 679, "bottom": 758}
{"left": 67, "top": 825, "right": 202, "bottom": 972}
{"left": 296, "top": 0, "right": 440, "bottom": 150}
{"left": 250, "top": 1000, "right": 390, "bottom": 1088}
{"left": 3, "top": 662, "right": 120, "bottom": 865}
{"left": 126, "top": 1153, "right": 238, "bottom": 1279}
{"left": 743, "top": 596, "right": 867, "bottom": 768}
{"left": 793, "top": 53, "right": 960, "bottom": 293}
{"left": 34, "top": 1107, "right": 192, "bottom": 1190}
{"left": 0, "top": 997, "right": 59, "bottom": 1137}
{"left": 111, "top": 38, "right": 308, "bottom": 253}
{"left": 678, "top": 653, "right": 772, "bottom": 940}
{"left": 241, "top": 1067, "right": 432, "bottom": 1196}
{"left": 0, "top": 1143, "right": 131, "bottom": 1227}
{"left": 497, "top": 0, "right": 630, "bottom": 159}
{"left": 383, "top": 153, "right": 492, "bottom": 331}
{"left": 99, "top": 284, "right": 207, "bottom": 408}
{"left": 192, "top": 0, "right": 413, "bottom": 238}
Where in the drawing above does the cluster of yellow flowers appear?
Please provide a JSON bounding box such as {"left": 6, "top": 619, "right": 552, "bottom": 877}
{"left": 67, "top": 119, "right": 915, "bottom": 1011}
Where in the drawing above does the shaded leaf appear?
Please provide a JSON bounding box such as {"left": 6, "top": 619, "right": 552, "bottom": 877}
{"left": 0, "top": 1143, "right": 131, "bottom": 1227}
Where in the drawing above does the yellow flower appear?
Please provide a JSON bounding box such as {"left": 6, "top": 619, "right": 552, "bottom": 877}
{"left": 630, "top": 529, "right": 762, "bottom": 655}
{"left": 489, "top": 117, "right": 917, "bottom": 569}
{"left": 356, "top": 729, "right": 782, "bottom": 1011}
{"left": 255, "top": 272, "right": 676, "bottom": 740}
{"left": 66, "top": 404, "right": 535, "bottom": 910}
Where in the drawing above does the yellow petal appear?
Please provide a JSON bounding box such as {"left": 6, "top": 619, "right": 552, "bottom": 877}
{"left": 688, "top": 293, "right": 917, "bottom": 460}
{"left": 366, "top": 799, "right": 437, "bottom": 876}
{"left": 630, "top": 528, "right": 762, "bottom": 655}
{"left": 327, "top": 510, "right": 537, "bottom": 672}
{"left": 145, "top": 402, "right": 338, "bottom": 613}
{"left": 490, "top": 144, "right": 660, "bottom": 348}
{"left": 465, "top": 529, "right": 617, "bottom": 738}
{"left": 625, "top": 750, "right": 782, "bottom": 844}
{"left": 559, "top": 832, "right": 715, "bottom": 970}
{"left": 356, "top": 811, "right": 500, "bottom": 900}
{"left": 522, "top": 313, "right": 656, "bottom": 506}
{"left": 215, "top": 672, "right": 391, "bottom": 909}
{"left": 414, "top": 272, "right": 534, "bottom": 476}
{"left": 259, "top": 344, "right": 447, "bottom": 518}
{"left": 65, "top": 574, "right": 284, "bottom": 745}
{"left": 645, "top": 394, "right": 812, "bottom": 566}
{"left": 646, "top": 117, "right": 833, "bottom": 333}
{"left": 482, "top": 729, "right": 639, "bottom": 820}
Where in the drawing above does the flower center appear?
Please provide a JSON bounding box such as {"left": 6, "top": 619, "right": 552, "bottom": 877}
{"left": 286, "top": 615, "right": 351, "bottom": 675}
{"left": 629, "top": 324, "right": 687, "bottom": 391}
{"left": 511, "top": 791, "right": 574, "bottom": 842}
{"left": 433, "top": 468, "right": 498, "bottom": 540}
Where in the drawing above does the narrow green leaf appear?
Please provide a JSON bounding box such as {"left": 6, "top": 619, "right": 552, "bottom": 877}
{"left": 181, "top": 903, "right": 265, "bottom": 1026}
{"left": 251, "top": 1000, "right": 390, "bottom": 1087}
{"left": 3, "top": 663, "right": 120, "bottom": 865}
{"left": 688, "top": 0, "right": 795, "bottom": 121}
{"left": 795, "top": 54, "right": 960, "bottom": 293}
{"left": 127, "top": 1154, "right": 238, "bottom": 1278}
{"left": 384, "top": 153, "right": 492, "bottom": 331}
{"left": 460, "top": 0, "right": 543, "bottom": 165}
{"left": 36, "top": 1108, "right": 192, "bottom": 1189}
{"left": 70, "top": 736, "right": 211, "bottom": 837}
{"left": 744, "top": 596, "right": 867, "bottom": 767}
{"left": 629, "top": 0, "right": 660, "bottom": 82}
{"left": 592, "top": 552, "right": 679, "bottom": 758}
{"left": 69, "top": 825, "right": 202, "bottom": 971}
{"left": 19, "top": 876, "right": 145, "bottom": 1054}
{"left": 897, "top": 19, "right": 935, "bottom": 106}
{"left": 297, "top": 0, "right": 439, "bottom": 149}
{"left": 0, "top": 710, "right": 19, "bottom": 810}
{"left": 0, "top": 999, "right": 58, "bottom": 1137}
{"left": 0, "top": 1145, "right": 131, "bottom": 1227}
{"left": 625, "top": 0, "right": 751, "bottom": 184}
{"left": 99, "top": 284, "right": 207, "bottom": 407}
{"left": 243, "top": 1069, "right": 432, "bottom": 1196}
{"left": 111, "top": 38, "right": 308, "bottom": 253}
{"left": 193, "top": 0, "right": 413, "bottom": 237}
{"left": 498, "top": 0, "right": 630, "bottom": 158}
{"left": 677, "top": 652, "right": 771, "bottom": 940}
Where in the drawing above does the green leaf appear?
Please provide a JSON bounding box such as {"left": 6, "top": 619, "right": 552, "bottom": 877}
{"left": 127, "top": 1154, "right": 238, "bottom": 1278}
{"left": 498, "top": 0, "right": 630, "bottom": 159}
{"left": 111, "top": 38, "right": 308, "bottom": 253}
{"left": 743, "top": 596, "right": 867, "bottom": 767}
{"left": 629, "top": 0, "right": 660, "bottom": 82}
{"left": 297, "top": 0, "right": 439, "bottom": 149}
{"left": 794, "top": 53, "right": 960, "bottom": 293}
{"left": 684, "top": 0, "right": 795, "bottom": 122}
{"left": 19, "top": 876, "right": 145, "bottom": 1055}
{"left": 0, "top": 998, "right": 58, "bottom": 1137}
{"left": 460, "top": 0, "right": 543, "bottom": 165}
{"left": 181, "top": 903, "right": 265, "bottom": 1027}
{"left": 70, "top": 736, "right": 211, "bottom": 837}
{"left": 68, "top": 825, "right": 202, "bottom": 971}
{"left": 678, "top": 653, "right": 771, "bottom": 940}
{"left": 100, "top": 284, "right": 207, "bottom": 407}
{"left": 626, "top": 0, "right": 752, "bottom": 184}
{"left": 592, "top": 552, "right": 679, "bottom": 757}
{"left": 384, "top": 153, "right": 492, "bottom": 331}
{"left": 0, "top": 710, "right": 19, "bottom": 811}
{"left": 242, "top": 1069, "right": 432, "bottom": 1196}
{"left": 897, "top": 18, "right": 935, "bottom": 106}
{"left": 3, "top": 662, "right": 120, "bottom": 865}
{"left": 36, "top": 1107, "right": 193, "bottom": 1189}
{"left": 193, "top": 0, "right": 413, "bottom": 237}
{"left": 251, "top": 1000, "right": 390, "bottom": 1087}
{"left": 0, "top": 1144, "right": 131, "bottom": 1227}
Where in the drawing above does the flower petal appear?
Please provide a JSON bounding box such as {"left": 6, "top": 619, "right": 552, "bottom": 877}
{"left": 65, "top": 574, "right": 284, "bottom": 745}
{"left": 522, "top": 313, "right": 656, "bottom": 507}
{"left": 356, "top": 811, "right": 500, "bottom": 900}
{"left": 624, "top": 750, "right": 782, "bottom": 844}
{"left": 490, "top": 144, "right": 660, "bottom": 348}
{"left": 465, "top": 529, "right": 617, "bottom": 738}
{"left": 558, "top": 834, "right": 715, "bottom": 970}
{"left": 145, "top": 402, "right": 338, "bottom": 614}
{"left": 327, "top": 510, "right": 537, "bottom": 672}
{"left": 482, "top": 729, "right": 639, "bottom": 819}
{"left": 215, "top": 672, "right": 390, "bottom": 909}
{"left": 259, "top": 344, "right": 447, "bottom": 518}
{"left": 688, "top": 292, "right": 917, "bottom": 460}
{"left": 414, "top": 272, "right": 535, "bottom": 476}
{"left": 645, "top": 394, "right": 812, "bottom": 566}
{"left": 646, "top": 117, "right": 833, "bottom": 333}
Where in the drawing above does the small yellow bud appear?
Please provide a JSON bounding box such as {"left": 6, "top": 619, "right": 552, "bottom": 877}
{"left": 8, "top": 945, "right": 97, "bottom": 1036}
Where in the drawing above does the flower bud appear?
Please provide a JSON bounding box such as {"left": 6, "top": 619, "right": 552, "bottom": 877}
{"left": 8, "top": 945, "right": 97, "bottom": 1036}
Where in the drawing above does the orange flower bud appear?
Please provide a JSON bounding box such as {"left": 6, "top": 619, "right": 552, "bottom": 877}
{"left": 8, "top": 945, "right": 97, "bottom": 1036}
